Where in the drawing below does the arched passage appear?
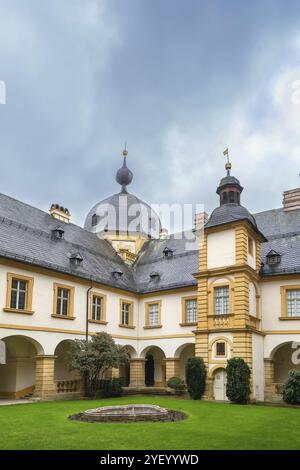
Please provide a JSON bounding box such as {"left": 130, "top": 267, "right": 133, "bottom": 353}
{"left": 0, "top": 335, "right": 44, "bottom": 399}
{"left": 119, "top": 345, "right": 137, "bottom": 387}
{"left": 54, "top": 340, "right": 78, "bottom": 381}
{"left": 175, "top": 343, "right": 195, "bottom": 381}
{"left": 272, "top": 342, "right": 300, "bottom": 384}
{"left": 141, "top": 346, "right": 166, "bottom": 387}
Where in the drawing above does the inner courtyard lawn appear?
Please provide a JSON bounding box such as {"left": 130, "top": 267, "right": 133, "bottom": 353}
{"left": 0, "top": 395, "right": 299, "bottom": 450}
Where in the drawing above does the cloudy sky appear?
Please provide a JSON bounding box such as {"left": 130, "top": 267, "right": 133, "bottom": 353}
{"left": 0, "top": 0, "right": 300, "bottom": 230}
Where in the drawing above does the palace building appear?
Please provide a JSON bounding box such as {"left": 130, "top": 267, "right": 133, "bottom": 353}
{"left": 0, "top": 149, "right": 300, "bottom": 402}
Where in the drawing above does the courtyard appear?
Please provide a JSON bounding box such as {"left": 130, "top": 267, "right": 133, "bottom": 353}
{"left": 0, "top": 396, "right": 299, "bottom": 450}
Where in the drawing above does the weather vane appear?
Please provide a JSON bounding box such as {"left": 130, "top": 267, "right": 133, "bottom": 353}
{"left": 123, "top": 141, "right": 128, "bottom": 157}
{"left": 223, "top": 147, "right": 232, "bottom": 175}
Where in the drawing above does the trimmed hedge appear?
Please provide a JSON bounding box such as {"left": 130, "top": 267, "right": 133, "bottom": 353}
{"left": 167, "top": 376, "right": 186, "bottom": 396}
{"left": 96, "top": 378, "right": 124, "bottom": 398}
{"left": 185, "top": 357, "right": 206, "bottom": 400}
{"left": 226, "top": 357, "right": 250, "bottom": 404}
{"left": 283, "top": 370, "right": 300, "bottom": 405}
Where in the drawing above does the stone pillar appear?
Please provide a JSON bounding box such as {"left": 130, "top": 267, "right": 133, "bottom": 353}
{"left": 264, "top": 358, "right": 275, "bottom": 385}
{"left": 106, "top": 367, "right": 119, "bottom": 379}
{"left": 129, "top": 359, "right": 145, "bottom": 387}
{"left": 35, "top": 355, "right": 56, "bottom": 399}
{"left": 164, "top": 358, "right": 180, "bottom": 383}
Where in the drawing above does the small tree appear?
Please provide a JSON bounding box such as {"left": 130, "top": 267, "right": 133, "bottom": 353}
{"left": 283, "top": 370, "right": 300, "bottom": 405}
{"left": 226, "top": 358, "right": 250, "bottom": 404}
{"left": 185, "top": 357, "right": 206, "bottom": 399}
{"left": 69, "top": 332, "right": 129, "bottom": 397}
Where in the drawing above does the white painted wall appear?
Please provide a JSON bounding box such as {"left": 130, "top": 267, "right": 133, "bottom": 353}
{"left": 247, "top": 238, "right": 256, "bottom": 270}
{"left": 207, "top": 229, "right": 235, "bottom": 269}
{"left": 261, "top": 279, "right": 300, "bottom": 331}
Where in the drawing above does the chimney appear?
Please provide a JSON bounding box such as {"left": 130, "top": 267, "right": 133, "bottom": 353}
{"left": 49, "top": 204, "right": 71, "bottom": 223}
{"left": 160, "top": 228, "right": 168, "bottom": 239}
{"left": 194, "top": 211, "right": 208, "bottom": 232}
{"left": 283, "top": 188, "right": 300, "bottom": 212}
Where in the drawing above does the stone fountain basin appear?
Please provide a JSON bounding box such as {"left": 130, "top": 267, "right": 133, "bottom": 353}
{"left": 69, "top": 404, "right": 186, "bottom": 423}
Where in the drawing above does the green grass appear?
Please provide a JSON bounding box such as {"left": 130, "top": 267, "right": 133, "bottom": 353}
{"left": 0, "top": 395, "right": 299, "bottom": 450}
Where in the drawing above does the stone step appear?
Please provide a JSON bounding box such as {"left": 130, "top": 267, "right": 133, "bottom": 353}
{"left": 123, "top": 387, "right": 175, "bottom": 396}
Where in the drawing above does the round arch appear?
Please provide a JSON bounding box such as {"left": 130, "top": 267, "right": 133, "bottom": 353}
{"left": 54, "top": 339, "right": 78, "bottom": 382}
{"left": 140, "top": 346, "right": 166, "bottom": 387}
{"left": 119, "top": 345, "right": 138, "bottom": 387}
{"left": 270, "top": 341, "right": 300, "bottom": 384}
{"left": 174, "top": 343, "right": 195, "bottom": 381}
{"left": 0, "top": 335, "right": 44, "bottom": 399}
{"left": 1, "top": 334, "right": 44, "bottom": 356}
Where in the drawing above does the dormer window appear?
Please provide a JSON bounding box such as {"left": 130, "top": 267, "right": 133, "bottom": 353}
{"left": 92, "top": 214, "right": 99, "bottom": 227}
{"left": 266, "top": 250, "right": 281, "bottom": 266}
{"left": 52, "top": 226, "right": 65, "bottom": 240}
{"left": 150, "top": 271, "right": 160, "bottom": 281}
{"left": 69, "top": 252, "right": 83, "bottom": 266}
{"left": 163, "top": 247, "right": 173, "bottom": 258}
{"left": 112, "top": 269, "right": 123, "bottom": 280}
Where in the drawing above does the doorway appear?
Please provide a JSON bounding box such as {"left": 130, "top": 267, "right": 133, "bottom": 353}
{"left": 145, "top": 354, "right": 154, "bottom": 386}
{"left": 213, "top": 369, "right": 228, "bottom": 401}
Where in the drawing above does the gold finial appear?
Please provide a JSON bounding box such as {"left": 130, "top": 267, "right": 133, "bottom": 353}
{"left": 223, "top": 147, "right": 231, "bottom": 174}
{"left": 123, "top": 141, "right": 128, "bottom": 157}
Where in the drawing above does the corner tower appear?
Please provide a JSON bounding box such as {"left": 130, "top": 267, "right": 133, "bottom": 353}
{"left": 194, "top": 151, "right": 266, "bottom": 401}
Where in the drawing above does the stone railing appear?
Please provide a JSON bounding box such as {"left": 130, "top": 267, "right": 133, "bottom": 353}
{"left": 248, "top": 315, "right": 261, "bottom": 330}
{"left": 55, "top": 380, "right": 81, "bottom": 394}
{"left": 208, "top": 314, "right": 234, "bottom": 329}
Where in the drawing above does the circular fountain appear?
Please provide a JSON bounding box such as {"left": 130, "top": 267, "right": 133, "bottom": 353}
{"left": 69, "top": 404, "right": 186, "bottom": 423}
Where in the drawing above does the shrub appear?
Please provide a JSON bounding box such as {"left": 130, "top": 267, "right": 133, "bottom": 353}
{"left": 283, "top": 370, "right": 300, "bottom": 405}
{"left": 167, "top": 376, "right": 182, "bottom": 389}
{"left": 97, "top": 378, "right": 124, "bottom": 398}
{"left": 185, "top": 357, "right": 206, "bottom": 400}
{"left": 167, "top": 376, "right": 186, "bottom": 396}
{"left": 226, "top": 357, "right": 250, "bottom": 404}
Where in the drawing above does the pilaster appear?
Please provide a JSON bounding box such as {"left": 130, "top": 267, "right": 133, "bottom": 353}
{"left": 35, "top": 355, "right": 56, "bottom": 399}
{"left": 129, "top": 359, "right": 145, "bottom": 387}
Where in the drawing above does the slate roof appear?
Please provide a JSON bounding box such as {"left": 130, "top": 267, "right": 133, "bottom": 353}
{"left": 254, "top": 207, "right": 300, "bottom": 276}
{"left": 84, "top": 192, "right": 161, "bottom": 236}
{"left": 133, "top": 232, "right": 198, "bottom": 293}
{"left": 0, "top": 191, "right": 300, "bottom": 293}
{"left": 0, "top": 193, "right": 136, "bottom": 293}
{"left": 205, "top": 204, "right": 258, "bottom": 231}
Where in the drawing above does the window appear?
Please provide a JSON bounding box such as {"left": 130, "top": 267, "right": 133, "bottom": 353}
{"left": 145, "top": 301, "right": 162, "bottom": 328}
{"left": 214, "top": 286, "right": 229, "bottom": 315}
{"left": 216, "top": 342, "right": 226, "bottom": 357}
{"left": 5, "top": 273, "right": 34, "bottom": 314}
{"left": 286, "top": 289, "right": 300, "bottom": 317}
{"left": 89, "top": 293, "right": 107, "bottom": 323}
{"left": 52, "top": 283, "right": 74, "bottom": 319}
{"left": 248, "top": 236, "right": 254, "bottom": 256}
{"left": 120, "top": 300, "right": 134, "bottom": 327}
{"left": 11, "top": 279, "right": 28, "bottom": 310}
{"left": 56, "top": 288, "right": 70, "bottom": 316}
{"left": 148, "top": 303, "right": 159, "bottom": 326}
{"left": 185, "top": 299, "right": 197, "bottom": 323}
